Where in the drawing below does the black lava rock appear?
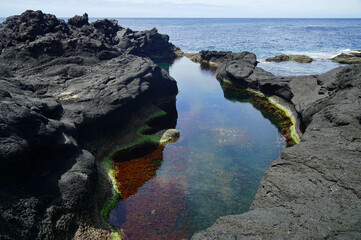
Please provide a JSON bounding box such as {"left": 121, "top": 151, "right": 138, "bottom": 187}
{"left": 0, "top": 10, "right": 179, "bottom": 239}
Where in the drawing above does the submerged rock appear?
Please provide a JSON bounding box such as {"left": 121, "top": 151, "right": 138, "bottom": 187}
{"left": 210, "top": 127, "right": 251, "bottom": 147}
{"left": 0, "top": 10, "right": 179, "bottom": 239}
{"left": 331, "top": 51, "right": 361, "bottom": 64}
{"left": 265, "top": 54, "right": 313, "bottom": 63}
{"left": 160, "top": 129, "right": 180, "bottom": 143}
{"left": 191, "top": 51, "right": 361, "bottom": 240}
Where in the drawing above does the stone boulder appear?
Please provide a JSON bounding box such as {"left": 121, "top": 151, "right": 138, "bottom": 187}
{"left": 160, "top": 129, "right": 180, "bottom": 143}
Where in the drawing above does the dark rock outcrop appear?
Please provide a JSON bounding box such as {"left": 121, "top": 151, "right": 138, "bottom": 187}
{"left": 187, "top": 50, "right": 232, "bottom": 66}
{"left": 331, "top": 51, "right": 361, "bottom": 64}
{"left": 0, "top": 10, "right": 178, "bottom": 239}
{"left": 0, "top": 10, "right": 180, "bottom": 62}
{"left": 192, "top": 52, "right": 361, "bottom": 239}
{"left": 266, "top": 54, "right": 313, "bottom": 63}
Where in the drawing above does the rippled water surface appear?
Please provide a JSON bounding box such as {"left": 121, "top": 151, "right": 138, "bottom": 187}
{"left": 110, "top": 18, "right": 361, "bottom": 75}
{"left": 109, "top": 58, "right": 286, "bottom": 239}
{"left": 3, "top": 17, "right": 358, "bottom": 74}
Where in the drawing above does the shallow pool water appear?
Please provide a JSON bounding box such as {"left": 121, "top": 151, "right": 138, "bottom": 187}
{"left": 109, "top": 57, "right": 286, "bottom": 239}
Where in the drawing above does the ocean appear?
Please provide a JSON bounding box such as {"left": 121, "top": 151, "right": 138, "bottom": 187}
{"left": 1, "top": 17, "right": 360, "bottom": 75}
{"left": 110, "top": 18, "right": 361, "bottom": 75}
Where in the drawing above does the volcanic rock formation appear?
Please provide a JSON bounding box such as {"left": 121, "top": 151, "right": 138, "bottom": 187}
{"left": 0, "top": 10, "right": 178, "bottom": 239}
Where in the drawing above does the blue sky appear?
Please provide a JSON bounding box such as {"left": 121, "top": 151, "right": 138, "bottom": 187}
{"left": 1, "top": 0, "right": 361, "bottom": 18}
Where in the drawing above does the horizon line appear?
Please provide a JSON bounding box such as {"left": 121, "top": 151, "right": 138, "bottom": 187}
{"left": 2, "top": 16, "right": 360, "bottom": 19}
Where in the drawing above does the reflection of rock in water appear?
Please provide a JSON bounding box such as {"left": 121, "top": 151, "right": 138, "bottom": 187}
{"left": 210, "top": 127, "right": 251, "bottom": 147}
{"left": 109, "top": 200, "right": 126, "bottom": 229}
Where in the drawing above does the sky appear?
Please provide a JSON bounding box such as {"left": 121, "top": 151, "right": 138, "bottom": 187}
{"left": 1, "top": 0, "right": 361, "bottom": 18}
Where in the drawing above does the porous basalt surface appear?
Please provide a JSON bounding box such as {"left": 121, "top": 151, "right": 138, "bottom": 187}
{"left": 192, "top": 52, "right": 361, "bottom": 239}
{"left": 0, "top": 10, "right": 178, "bottom": 239}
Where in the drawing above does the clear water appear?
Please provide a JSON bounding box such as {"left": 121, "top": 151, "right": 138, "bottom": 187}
{"left": 109, "top": 57, "right": 285, "bottom": 239}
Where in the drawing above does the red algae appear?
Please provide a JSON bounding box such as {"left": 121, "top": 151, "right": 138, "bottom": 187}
{"left": 114, "top": 147, "right": 165, "bottom": 199}
{"left": 120, "top": 176, "right": 192, "bottom": 240}
{"left": 113, "top": 146, "right": 194, "bottom": 240}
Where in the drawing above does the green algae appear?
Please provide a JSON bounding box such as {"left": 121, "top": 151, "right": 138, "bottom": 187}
{"left": 187, "top": 53, "right": 220, "bottom": 69}
{"left": 267, "top": 99, "right": 300, "bottom": 144}
{"left": 331, "top": 52, "right": 361, "bottom": 64}
{"left": 218, "top": 78, "right": 300, "bottom": 146}
{"left": 143, "top": 109, "right": 167, "bottom": 124}
{"left": 101, "top": 109, "right": 174, "bottom": 240}
{"left": 266, "top": 54, "right": 313, "bottom": 63}
{"left": 101, "top": 155, "right": 122, "bottom": 240}
{"left": 160, "top": 136, "right": 175, "bottom": 144}
{"left": 200, "top": 60, "right": 220, "bottom": 68}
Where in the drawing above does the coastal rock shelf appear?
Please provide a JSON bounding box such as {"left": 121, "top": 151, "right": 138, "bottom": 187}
{"left": 265, "top": 54, "right": 313, "bottom": 63}
{"left": 1, "top": 10, "right": 360, "bottom": 240}
{"left": 331, "top": 51, "right": 361, "bottom": 64}
{"left": 191, "top": 51, "right": 361, "bottom": 239}
{"left": 0, "top": 10, "right": 178, "bottom": 239}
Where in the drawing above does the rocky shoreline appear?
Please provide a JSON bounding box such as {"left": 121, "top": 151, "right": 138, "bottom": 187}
{"left": 190, "top": 51, "right": 361, "bottom": 239}
{"left": 0, "top": 10, "right": 179, "bottom": 239}
{"left": 1, "top": 10, "right": 360, "bottom": 240}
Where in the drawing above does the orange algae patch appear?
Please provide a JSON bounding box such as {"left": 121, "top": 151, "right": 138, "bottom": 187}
{"left": 114, "top": 147, "right": 164, "bottom": 199}
{"left": 120, "top": 176, "right": 192, "bottom": 240}
{"left": 113, "top": 145, "right": 194, "bottom": 240}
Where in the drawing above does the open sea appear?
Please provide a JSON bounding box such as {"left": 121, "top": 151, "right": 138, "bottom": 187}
{"left": 1, "top": 17, "right": 360, "bottom": 75}
{"left": 109, "top": 18, "right": 361, "bottom": 75}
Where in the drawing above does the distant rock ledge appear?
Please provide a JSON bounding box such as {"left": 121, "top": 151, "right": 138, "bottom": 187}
{"left": 0, "top": 10, "right": 179, "bottom": 239}
{"left": 265, "top": 54, "right": 313, "bottom": 63}
{"left": 186, "top": 50, "right": 235, "bottom": 68}
{"left": 188, "top": 50, "right": 361, "bottom": 240}
{"left": 331, "top": 50, "right": 361, "bottom": 64}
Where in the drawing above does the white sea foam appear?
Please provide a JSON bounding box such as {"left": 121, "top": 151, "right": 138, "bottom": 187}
{"left": 260, "top": 49, "right": 354, "bottom": 61}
